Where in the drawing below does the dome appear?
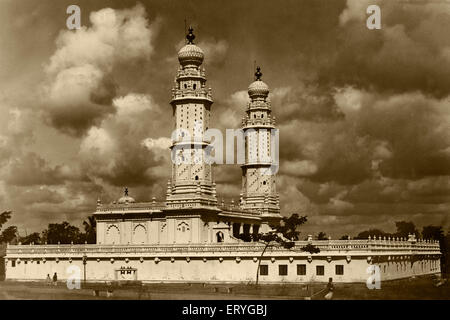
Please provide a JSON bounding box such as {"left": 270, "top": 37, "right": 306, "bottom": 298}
{"left": 118, "top": 195, "right": 135, "bottom": 204}
{"left": 118, "top": 187, "right": 135, "bottom": 204}
{"left": 248, "top": 66, "right": 269, "bottom": 98}
{"left": 248, "top": 80, "right": 269, "bottom": 98}
{"left": 178, "top": 44, "right": 204, "bottom": 66}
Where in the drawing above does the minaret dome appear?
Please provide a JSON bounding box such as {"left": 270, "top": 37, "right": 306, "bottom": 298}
{"left": 248, "top": 66, "right": 269, "bottom": 99}
{"left": 178, "top": 27, "right": 204, "bottom": 66}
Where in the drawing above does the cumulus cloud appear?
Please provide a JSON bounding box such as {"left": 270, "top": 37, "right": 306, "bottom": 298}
{"left": 42, "top": 4, "right": 159, "bottom": 136}
{"left": 78, "top": 93, "right": 169, "bottom": 189}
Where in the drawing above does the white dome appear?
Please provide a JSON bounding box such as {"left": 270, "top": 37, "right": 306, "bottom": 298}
{"left": 248, "top": 80, "right": 269, "bottom": 98}
{"left": 178, "top": 44, "right": 204, "bottom": 66}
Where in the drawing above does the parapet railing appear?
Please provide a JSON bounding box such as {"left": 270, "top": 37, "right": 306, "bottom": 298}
{"left": 5, "top": 239, "right": 441, "bottom": 256}
{"left": 96, "top": 202, "right": 167, "bottom": 212}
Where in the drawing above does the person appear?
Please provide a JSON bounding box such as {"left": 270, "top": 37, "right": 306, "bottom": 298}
{"left": 52, "top": 272, "right": 58, "bottom": 286}
{"left": 324, "top": 277, "right": 334, "bottom": 300}
{"left": 46, "top": 274, "right": 51, "bottom": 286}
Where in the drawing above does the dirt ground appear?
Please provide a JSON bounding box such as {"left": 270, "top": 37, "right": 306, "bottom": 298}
{"left": 0, "top": 275, "right": 448, "bottom": 300}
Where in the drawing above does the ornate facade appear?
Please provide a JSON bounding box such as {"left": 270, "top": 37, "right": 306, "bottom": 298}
{"left": 94, "top": 28, "right": 282, "bottom": 246}
{"left": 3, "top": 29, "right": 441, "bottom": 284}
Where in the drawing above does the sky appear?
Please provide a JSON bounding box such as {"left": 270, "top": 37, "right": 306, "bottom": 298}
{"left": 0, "top": 0, "right": 449, "bottom": 238}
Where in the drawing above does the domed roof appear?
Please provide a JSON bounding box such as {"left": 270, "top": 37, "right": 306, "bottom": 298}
{"left": 178, "top": 44, "right": 204, "bottom": 66}
{"left": 118, "top": 187, "right": 135, "bottom": 204}
{"left": 248, "top": 66, "right": 269, "bottom": 98}
{"left": 178, "top": 27, "right": 204, "bottom": 66}
{"left": 248, "top": 80, "right": 269, "bottom": 98}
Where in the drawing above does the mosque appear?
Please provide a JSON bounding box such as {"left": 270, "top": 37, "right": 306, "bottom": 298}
{"left": 3, "top": 29, "right": 441, "bottom": 284}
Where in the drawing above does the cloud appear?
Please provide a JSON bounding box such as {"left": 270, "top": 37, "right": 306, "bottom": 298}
{"left": 322, "top": 0, "right": 450, "bottom": 98}
{"left": 42, "top": 4, "right": 159, "bottom": 136}
{"left": 78, "top": 93, "right": 169, "bottom": 188}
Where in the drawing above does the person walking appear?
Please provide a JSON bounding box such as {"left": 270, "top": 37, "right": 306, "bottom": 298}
{"left": 46, "top": 274, "right": 51, "bottom": 286}
{"left": 324, "top": 277, "right": 334, "bottom": 300}
{"left": 52, "top": 272, "right": 58, "bottom": 286}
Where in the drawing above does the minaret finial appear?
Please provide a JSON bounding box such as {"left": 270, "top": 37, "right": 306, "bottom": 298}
{"left": 255, "top": 66, "right": 262, "bottom": 81}
{"left": 186, "top": 26, "right": 195, "bottom": 44}
{"left": 124, "top": 187, "right": 129, "bottom": 197}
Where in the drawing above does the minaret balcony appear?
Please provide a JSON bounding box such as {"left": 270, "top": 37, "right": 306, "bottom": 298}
{"left": 171, "top": 88, "right": 213, "bottom": 101}
{"left": 242, "top": 120, "right": 275, "bottom": 128}
{"left": 176, "top": 69, "right": 206, "bottom": 80}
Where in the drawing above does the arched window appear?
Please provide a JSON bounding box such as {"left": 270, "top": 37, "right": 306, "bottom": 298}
{"left": 216, "top": 231, "right": 224, "bottom": 243}
{"left": 195, "top": 175, "right": 199, "bottom": 180}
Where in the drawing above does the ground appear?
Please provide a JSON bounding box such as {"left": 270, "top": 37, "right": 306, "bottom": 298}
{"left": 0, "top": 275, "right": 448, "bottom": 300}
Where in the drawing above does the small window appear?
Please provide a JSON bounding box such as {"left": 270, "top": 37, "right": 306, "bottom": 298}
{"left": 335, "top": 265, "right": 344, "bottom": 275}
{"left": 261, "top": 114, "right": 264, "bottom": 118}
{"left": 184, "top": 84, "right": 187, "bottom": 89}
{"left": 24, "top": 260, "right": 28, "bottom": 265}
{"left": 316, "top": 265, "right": 324, "bottom": 276}
{"left": 37, "top": 260, "right": 40, "bottom": 265}
{"left": 193, "top": 84, "right": 197, "bottom": 90}
{"left": 195, "top": 175, "right": 199, "bottom": 180}
{"left": 263, "top": 181, "right": 266, "bottom": 185}
{"left": 11, "top": 260, "right": 16, "bottom": 267}
{"left": 279, "top": 265, "right": 288, "bottom": 276}
{"left": 260, "top": 265, "right": 268, "bottom": 276}
{"left": 254, "top": 114, "right": 256, "bottom": 118}
{"left": 297, "top": 264, "right": 306, "bottom": 275}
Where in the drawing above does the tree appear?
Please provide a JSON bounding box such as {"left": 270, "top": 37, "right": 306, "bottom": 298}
{"left": 0, "top": 226, "right": 18, "bottom": 243}
{"left": 19, "top": 232, "right": 41, "bottom": 245}
{"left": 253, "top": 214, "right": 307, "bottom": 285}
{"left": 42, "top": 222, "right": 83, "bottom": 244}
{"left": 340, "top": 235, "right": 350, "bottom": 240}
{"left": 422, "top": 225, "right": 449, "bottom": 278}
{"left": 422, "top": 226, "right": 444, "bottom": 241}
{"left": 0, "top": 211, "right": 12, "bottom": 229}
{"left": 354, "top": 229, "right": 390, "bottom": 239}
{"left": 317, "top": 232, "right": 327, "bottom": 240}
{"left": 82, "top": 215, "right": 97, "bottom": 244}
{"left": 277, "top": 214, "right": 307, "bottom": 241}
{"left": 394, "top": 221, "right": 419, "bottom": 239}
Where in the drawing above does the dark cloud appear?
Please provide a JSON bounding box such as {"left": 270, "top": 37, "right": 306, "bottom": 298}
{"left": 0, "top": 0, "right": 449, "bottom": 236}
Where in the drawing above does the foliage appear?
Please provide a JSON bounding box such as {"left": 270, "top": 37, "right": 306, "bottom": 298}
{"left": 19, "top": 232, "right": 42, "bottom": 245}
{"left": 394, "top": 221, "right": 419, "bottom": 238}
{"left": 340, "top": 235, "right": 349, "bottom": 240}
{"left": 301, "top": 243, "right": 321, "bottom": 254}
{"left": 317, "top": 232, "right": 327, "bottom": 240}
{"left": 0, "top": 226, "right": 18, "bottom": 243}
{"left": 82, "top": 215, "right": 97, "bottom": 244}
{"left": 41, "top": 221, "right": 83, "bottom": 244}
{"left": 355, "top": 228, "right": 391, "bottom": 239}
{"left": 0, "top": 211, "right": 12, "bottom": 229}
{"left": 276, "top": 214, "right": 308, "bottom": 241}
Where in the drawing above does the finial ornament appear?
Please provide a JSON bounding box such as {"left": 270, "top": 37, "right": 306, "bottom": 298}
{"left": 255, "top": 66, "right": 262, "bottom": 81}
{"left": 186, "top": 26, "right": 195, "bottom": 44}
{"left": 124, "top": 187, "right": 129, "bottom": 196}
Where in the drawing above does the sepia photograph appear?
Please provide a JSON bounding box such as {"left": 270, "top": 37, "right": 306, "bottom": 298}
{"left": 0, "top": 0, "right": 449, "bottom": 307}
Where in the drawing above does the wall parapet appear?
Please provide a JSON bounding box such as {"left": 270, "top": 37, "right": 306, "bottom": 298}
{"left": 6, "top": 239, "right": 441, "bottom": 257}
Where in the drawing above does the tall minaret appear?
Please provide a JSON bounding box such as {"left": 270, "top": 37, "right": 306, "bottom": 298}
{"left": 166, "top": 27, "right": 217, "bottom": 207}
{"left": 240, "top": 67, "right": 281, "bottom": 224}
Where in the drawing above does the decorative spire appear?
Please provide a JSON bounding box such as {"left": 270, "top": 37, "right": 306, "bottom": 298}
{"left": 186, "top": 26, "right": 195, "bottom": 44}
{"left": 124, "top": 187, "right": 129, "bottom": 197}
{"left": 255, "top": 66, "right": 262, "bottom": 81}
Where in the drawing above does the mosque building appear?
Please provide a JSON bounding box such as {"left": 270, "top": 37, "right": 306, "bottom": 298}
{"left": 3, "top": 29, "right": 441, "bottom": 284}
